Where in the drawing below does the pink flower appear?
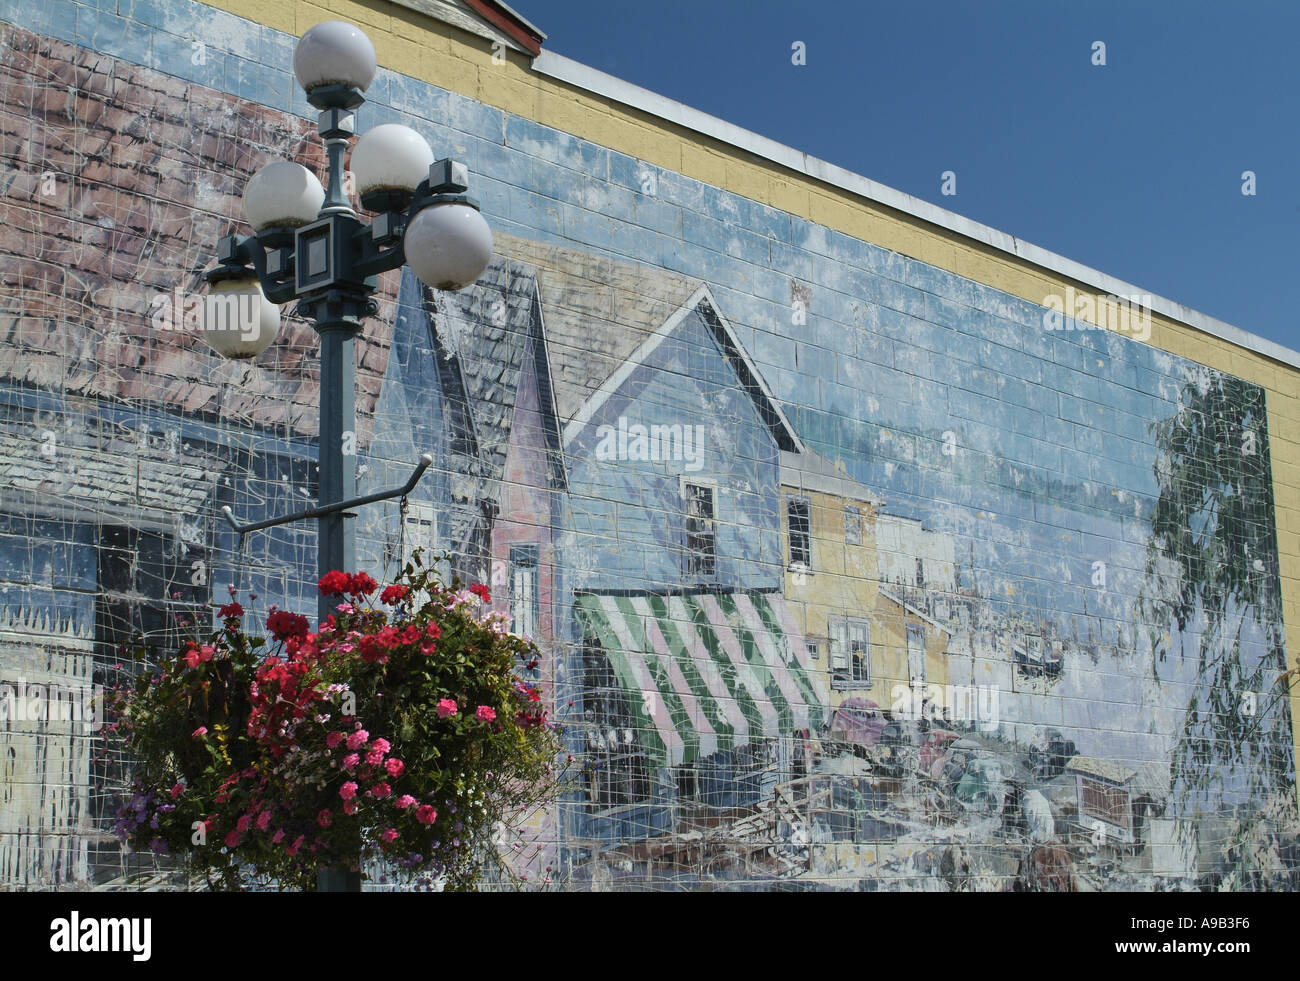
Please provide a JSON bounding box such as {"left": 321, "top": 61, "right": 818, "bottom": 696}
{"left": 415, "top": 804, "right": 438, "bottom": 825}
{"left": 346, "top": 730, "right": 369, "bottom": 751}
{"left": 236, "top": 814, "right": 252, "bottom": 832}
{"left": 191, "top": 727, "right": 208, "bottom": 739}
{"left": 170, "top": 783, "right": 184, "bottom": 800}
{"left": 343, "top": 800, "right": 358, "bottom": 816}
{"left": 287, "top": 835, "right": 305, "bottom": 856}
{"left": 342, "top": 753, "right": 360, "bottom": 771}
{"left": 256, "top": 811, "right": 272, "bottom": 831}
{"left": 437, "top": 698, "right": 458, "bottom": 719}
{"left": 475, "top": 705, "right": 497, "bottom": 722}
{"left": 371, "top": 782, "right": 391, "bottom": 799}
{"left": 317, "top": 809, "right": 333, "bottom": 828}
{"left": 272, "top": 829, "right": 286, "bottom": 844}
{"left": 385, "top": 758, "right": 405, "bottom": 779}
{"left": 365, "top": 747, "right": 385, "bottom": 766}
{"left": 326, "top": 732, "right": 345, "bottom": 749}
{"left": 340, "top": 781, "right": 358, "bottom": 801}
{"left": 380, "top": 828, "right": 400, "bottom": 844}
{"left": 224, "top": 830, "right": 242, "bottom": 849}
{"left": 395, "top": 795, "right": 417, "bottom": 810}
{"left": 371, "top": 737, "right": 391, "bottom": 754}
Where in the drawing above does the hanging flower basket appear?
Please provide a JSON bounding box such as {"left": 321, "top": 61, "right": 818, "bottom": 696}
{"left": 108, "top": 559, "right": 561, "bottom": 891}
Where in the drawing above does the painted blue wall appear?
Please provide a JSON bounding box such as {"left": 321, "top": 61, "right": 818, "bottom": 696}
{"left": 563, "top": 303, "right": 784, "bottom": 595}
{"left": 0, "top": 0, "right": 1292, "bottom": 890}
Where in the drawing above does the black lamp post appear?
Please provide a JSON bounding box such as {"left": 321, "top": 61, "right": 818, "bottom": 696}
{"left": 202, "top": 20, "right": 494, "bottom": 891}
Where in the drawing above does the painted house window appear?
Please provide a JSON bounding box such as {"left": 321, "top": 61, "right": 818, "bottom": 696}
{"left": 907, "top": 624, "right": 927, "bottom": 688}
{"left": 677, "top": 766, "right": 701, "bottom": 802}
{"left": 393, "top": 502, "right": 438, "bottom": 608}
{"left": 915, "top": 557, "right": 925, "bottom": 588}
{"left": 787, "top": 497, "right": 811, "bottom": 569}
{"left": 685, "top": 482, "right": 716, "bottom": 579}
{"left": 806, "top": 641, "right": 820, "bottom": 661}
{"left": 397, "top": 501, "right": 436, "bottom": 568}
{"left": 830, "top": 617, "right": 870, "bottom": 688}
{"left": 96, "top": 525, "right": 208, "bottom": 654}
{"left": 845, "top": 505, "right": 861, "bottom": 546}
{"left": 509, "top": 543, "right": 539, "bottom": 639}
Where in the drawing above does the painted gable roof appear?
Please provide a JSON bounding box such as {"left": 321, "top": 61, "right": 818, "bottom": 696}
{"left": 0, "top": 410, "right": 219, "bottom": 533}
{"left": 364, "top": 258, "right": 565, "bottom": 569}
{"left": 495, "top": 233, "right": 703, "bottom": 425}
{"left": 426, "top": 254, "right": 566, "bottom": 499}
{"left": 562, "top": 284, "right": 803, "bottom": 454}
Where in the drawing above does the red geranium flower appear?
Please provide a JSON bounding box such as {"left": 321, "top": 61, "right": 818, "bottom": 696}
{"left": 318, "top": 571, "right": 350, "bottom": 596}
{"left": 469, "top": 582, "right": 491, "bottom": 603}
{"left": 267, "top": 610, "right": 310, "bottom": 642}
{"left": 218, "top": 601, "right": 244, "bottom": 619}
{"left": 347, "top": 572, "right": 378, "bottom": 596}
{"left": 380, "top": 584, "right": 410, "bottom": 605}
{"left": 359, "top": 636, "right": 387, "bottom": 664}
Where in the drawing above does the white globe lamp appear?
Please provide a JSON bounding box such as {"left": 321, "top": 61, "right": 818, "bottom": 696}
{"left": 242, "top": 161, "right": 325, "bottom": 232}
{"left": 350, "top": 124, "right": 435, "bottom": 211}
{"left": 293, "top": 21, "right": 377, "bottom": 94}
{"left": 404, "top": 202, "right": 493, "bottom": 291}
{"left": 200, "top": 274, "right": 281, "bottom": 359}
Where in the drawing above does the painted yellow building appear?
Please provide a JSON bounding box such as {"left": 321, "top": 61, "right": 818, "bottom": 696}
{"left": 779, "top": 449, "right": 951, "bottom": 718}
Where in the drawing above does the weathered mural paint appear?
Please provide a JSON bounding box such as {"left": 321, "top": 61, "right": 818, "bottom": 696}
{"left": 0, "top": 4, "right": 1295, "bottom": 891}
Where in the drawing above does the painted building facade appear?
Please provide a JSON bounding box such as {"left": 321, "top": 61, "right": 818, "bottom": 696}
{"left": 1, "top": 0, "right": 1299, "bottom": 890}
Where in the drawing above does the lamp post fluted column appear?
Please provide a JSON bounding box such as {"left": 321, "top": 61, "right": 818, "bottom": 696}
{"left": 314, "top": 315, "right": 359, "bottom": 625}
{"left": 205, "top": 19, "right": 494, "bottom": 893}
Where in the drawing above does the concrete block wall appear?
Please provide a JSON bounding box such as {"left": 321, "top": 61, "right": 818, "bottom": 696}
{"left": 0, "top": 0, "right": 1297, "bottom": 889}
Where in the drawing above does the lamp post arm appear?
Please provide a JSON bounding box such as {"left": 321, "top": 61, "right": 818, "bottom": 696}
{"left": 350, "top": 217, "right": 408, "bottom": 279}
{"left": 207, "top": 232, "right": 297, "bottom": 305}
{"left": 219, "top": 453, "right": 434, "bottom": 538}
{"left": 245, "top": 235, "right": 298, "bottom": 305}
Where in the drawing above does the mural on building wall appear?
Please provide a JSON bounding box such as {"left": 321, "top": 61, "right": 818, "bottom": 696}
{"left": 0, "top": 12, "right": 1296, "bottom": 890}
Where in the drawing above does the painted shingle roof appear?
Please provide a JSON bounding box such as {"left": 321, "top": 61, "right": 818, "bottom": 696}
{"left": 496, "top": 233, "right": 701, "bottom": 425}
{"left": 420, "top": 251, "right": 565, "bottom": 554}
{"left": 0, "top": 419, "right": 219, "bottom": 529}
{"left": 1066, "top": 755, "right": 1136, "bottom": 785}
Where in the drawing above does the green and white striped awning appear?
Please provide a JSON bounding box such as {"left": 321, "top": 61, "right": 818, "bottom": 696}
{"left": 574, "top": 591, "right": 824, "bottom": 769}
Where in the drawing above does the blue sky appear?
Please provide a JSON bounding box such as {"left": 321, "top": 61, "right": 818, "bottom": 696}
{"left": 533, "top": 0, "right": 1300, "bottom": 354}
